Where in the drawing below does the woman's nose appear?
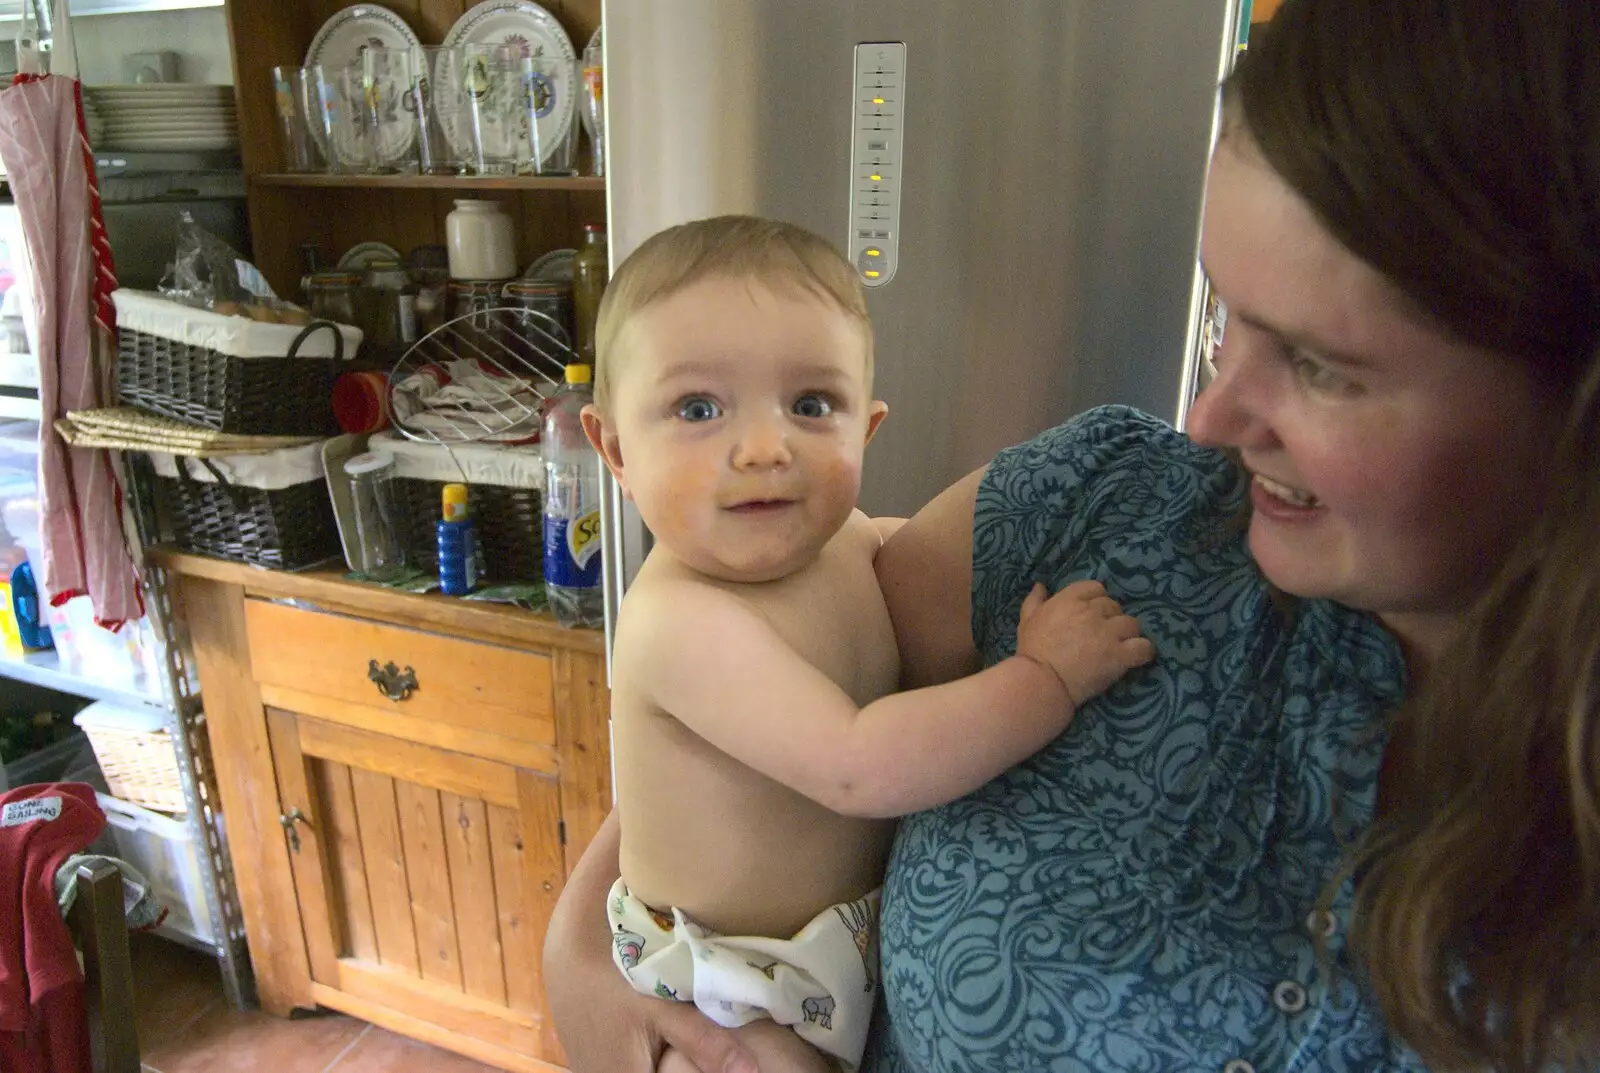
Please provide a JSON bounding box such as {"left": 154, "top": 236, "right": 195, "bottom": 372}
{"left": 1186, "top": 328, "right": 1280, "bottom": 452}
{"left": 731, "top": 416, "right": 793, "bottom": 470}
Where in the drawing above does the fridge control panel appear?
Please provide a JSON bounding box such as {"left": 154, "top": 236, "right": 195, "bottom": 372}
{"left": 849, "top": 42, "right": 906, "bottom": 288}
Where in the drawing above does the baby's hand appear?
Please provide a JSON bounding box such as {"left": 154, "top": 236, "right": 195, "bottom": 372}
{"left": 1016, "top": 580, "right": 1155, "bottom": 708}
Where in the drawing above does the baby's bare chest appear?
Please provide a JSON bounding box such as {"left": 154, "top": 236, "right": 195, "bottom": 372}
{"left": 751, "top": 553, "right": 900, "bottom": 708}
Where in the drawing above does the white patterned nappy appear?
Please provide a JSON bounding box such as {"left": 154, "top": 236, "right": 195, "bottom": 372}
{"left": 606, "top": 878, "right": 880, "bottom": 1071}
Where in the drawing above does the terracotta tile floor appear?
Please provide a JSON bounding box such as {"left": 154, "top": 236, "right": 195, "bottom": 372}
{"left": 134, "top": 932, "right": 503, "bottom": 1073}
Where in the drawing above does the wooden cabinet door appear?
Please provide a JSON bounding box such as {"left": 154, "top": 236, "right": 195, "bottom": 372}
{"left": 266, "top": 707, "right": 568, "bottom": 1072}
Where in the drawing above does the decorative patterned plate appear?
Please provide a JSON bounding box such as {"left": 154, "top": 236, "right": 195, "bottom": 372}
{"left": 439, "top": 0, "right": 577, "bottom": 169}
{"left": 305, "top": 4, "right": 422, "bottom": 169}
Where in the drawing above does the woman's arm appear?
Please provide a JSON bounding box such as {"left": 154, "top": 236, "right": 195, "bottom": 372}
{"left": 875, "top": 467, "right": 986, "bottom": 688}
{"left": 543, "top": 810, "right": 759, "bottom": 1073}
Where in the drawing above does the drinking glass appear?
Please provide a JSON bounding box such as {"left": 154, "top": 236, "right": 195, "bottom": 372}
{"left": 409, "top": 44, "right": 464, "bottom": 176}
{"left": 329, "top": 61, "right": 377, "bottom": 174}
{"left": 581, "top": 35, "right": 604, "bottom": 177}
{"left": 460, "top": 43, "right": 519, "bottom": 177}
{"left": 291, "top": 65, "right": 339, "bottom": 173}
{"left": 518, "top": 52, "right": 578, "bottom": 176}
{"left": 272, "top": 64, "right": 323, "bottom": 172}
{"left": 360, "top": 47, "right": 418, "bottom": 174}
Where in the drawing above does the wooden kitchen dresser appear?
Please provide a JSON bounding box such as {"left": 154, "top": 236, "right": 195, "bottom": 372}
{"left": 157, "top": 550, "right": 610, "bottom": 1072}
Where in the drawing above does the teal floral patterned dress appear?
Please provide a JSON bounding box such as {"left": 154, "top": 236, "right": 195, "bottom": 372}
{"left": 867, "top": 407, "right": 1424, "bottom": 1072}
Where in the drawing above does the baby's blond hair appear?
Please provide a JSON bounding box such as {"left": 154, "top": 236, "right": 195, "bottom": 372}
{"left": 592, "top": 215, "right": 872, "bottom": 413}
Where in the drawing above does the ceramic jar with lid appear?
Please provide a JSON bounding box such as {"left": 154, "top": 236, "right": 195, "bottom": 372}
{"left": 446, "top": 199, "right": 517, "bottom": 281}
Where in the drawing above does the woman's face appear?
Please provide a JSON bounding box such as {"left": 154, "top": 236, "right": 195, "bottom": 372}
{"left": 1187, "top": 137, "right": 1561, "bottom": 655}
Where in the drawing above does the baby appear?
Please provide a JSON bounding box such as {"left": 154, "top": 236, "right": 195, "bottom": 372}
{"left": 578, "top": 215, "right": 1154, "bottom": 1072}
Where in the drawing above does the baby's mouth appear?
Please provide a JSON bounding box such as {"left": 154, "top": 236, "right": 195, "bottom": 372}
{"left": 1254, "top": 473, "right": 1320, "bottom": 509}
{"left": 726, "top": 498, "right": 795, "bottom": 514}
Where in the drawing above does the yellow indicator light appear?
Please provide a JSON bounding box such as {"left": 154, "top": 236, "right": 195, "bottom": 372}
{"left": 865, "top": 270, "right": 881, "bottom": 278}
{"left": 865, "top": 248, "right": 881, "bottom": 256}
{"left": 870, "top": 174, "right": 882, "bottom": 181}
{"left": 873, "top": 97, "right": 885, "bottom": 104}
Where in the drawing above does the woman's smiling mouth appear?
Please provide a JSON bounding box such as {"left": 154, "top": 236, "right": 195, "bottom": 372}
{"left": 1252, "top": 473, "right": 1322, "bottom": 511}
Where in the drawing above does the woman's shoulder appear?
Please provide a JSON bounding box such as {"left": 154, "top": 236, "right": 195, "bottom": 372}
{"left": 985, "top": 405, "right": 1233, "bottom": 502}
{"left": 976, "top": 406, "right": 1246, "bottom": 570}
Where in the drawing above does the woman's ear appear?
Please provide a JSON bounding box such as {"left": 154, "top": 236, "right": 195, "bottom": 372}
{"left": 581, "top": 404, "right": 633, "bottom": 500}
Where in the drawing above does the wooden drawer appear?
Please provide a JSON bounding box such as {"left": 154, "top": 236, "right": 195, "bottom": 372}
{"left": 244, "top": 598, "right": 557, "bottom": 773}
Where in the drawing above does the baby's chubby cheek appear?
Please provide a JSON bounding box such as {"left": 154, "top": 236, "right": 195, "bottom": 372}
{"left": 642, "top": 468, "right": 721, "bottom": 531}
{"left": 814, "top": 455, "right": 865, "bottom": 502}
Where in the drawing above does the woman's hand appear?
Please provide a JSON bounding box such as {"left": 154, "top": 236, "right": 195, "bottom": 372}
{"left": 544, "top": 810, "right": 760, "bottom": 1072}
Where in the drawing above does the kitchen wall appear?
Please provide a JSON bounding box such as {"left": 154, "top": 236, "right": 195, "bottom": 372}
{"left": 63, "top": 7, "right": 232, "bottom": 84}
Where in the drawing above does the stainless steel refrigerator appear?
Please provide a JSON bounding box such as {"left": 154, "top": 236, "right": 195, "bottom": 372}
{"left": 598, "top": 0, "right": 1246, "bottom": 645}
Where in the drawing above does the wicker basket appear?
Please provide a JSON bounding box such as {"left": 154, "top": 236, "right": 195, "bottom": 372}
{"left": 113, "top": 289, "right": 361, "bottom": 436}
{"left": 72, "top": 702, "right": 191, "bottom": 814}
{"left": 394, "top": 477, "right": 543, "bottom": 583}
{"left": 363, "top": 432, "right": 544, "bottom": 584}
{"left": 147, "top": 443, "right": 342, "bottom": 570}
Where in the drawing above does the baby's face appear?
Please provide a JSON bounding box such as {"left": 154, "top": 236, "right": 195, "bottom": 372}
{"left": 591, "top": 275, "right": 884, "bottom": 583}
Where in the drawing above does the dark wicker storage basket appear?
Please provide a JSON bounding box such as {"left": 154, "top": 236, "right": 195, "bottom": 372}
{"left": 394, "top": 477, "right": 543, "bottom": 584}
{"left": 117, "top": 318, "right": 346, "bottom": 436}
{"left": 153, "top": 457, "right": 341, "bottom": 570}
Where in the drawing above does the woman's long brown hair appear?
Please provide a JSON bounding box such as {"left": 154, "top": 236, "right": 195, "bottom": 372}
{"left": 1229, "top": 2, "right": 1600, "bottom": 1069}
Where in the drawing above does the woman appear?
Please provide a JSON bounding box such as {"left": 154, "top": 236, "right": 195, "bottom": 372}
{"left": 544, "top": 1, "right": 1600, "bottom": 1069}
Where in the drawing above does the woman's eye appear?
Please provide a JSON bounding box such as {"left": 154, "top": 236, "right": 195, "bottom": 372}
{"left": 793, "top": 394, "right": 834, "bottom": 419}
{"left": 1288, "top": 349, "right": 1358, "bottom": 395}
{"left": 676, "top": 397, "right": 722, "bottom": 422}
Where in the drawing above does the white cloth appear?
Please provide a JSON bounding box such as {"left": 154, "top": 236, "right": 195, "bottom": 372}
{"left": 607, "top": 879, "right": 880, "bottom": 1071}
{"left": 391, "top": 358, "right": 545, "bottom": 443}
{"left": 110, "top": 290, "right": 362, "bottom": 359}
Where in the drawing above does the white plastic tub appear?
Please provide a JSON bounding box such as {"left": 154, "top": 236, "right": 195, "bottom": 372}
{"left": 0, "top": 730, "right": 95, "bottom": 793}
{"left": 96, "top": 792, "right": 225, "bottom": 945}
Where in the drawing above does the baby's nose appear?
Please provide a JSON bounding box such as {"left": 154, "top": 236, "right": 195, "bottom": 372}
{"left": 732, "top": 418, "right": 793, "bottom": 469}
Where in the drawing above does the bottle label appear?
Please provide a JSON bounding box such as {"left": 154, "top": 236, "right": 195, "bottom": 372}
{"left": 544, "top": 508, "right": 602, "bottom": 588}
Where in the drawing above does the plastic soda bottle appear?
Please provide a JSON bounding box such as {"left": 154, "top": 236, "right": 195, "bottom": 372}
{"left": 542, "top": 364, "right": 604, "bottom": 627}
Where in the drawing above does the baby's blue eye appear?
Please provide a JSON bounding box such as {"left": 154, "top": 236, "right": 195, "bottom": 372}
{"left": 677, "top": 397, "right": 721, "bottom": 422}
{"left": 793, "top": 394, "right": 833, "bottom": 418}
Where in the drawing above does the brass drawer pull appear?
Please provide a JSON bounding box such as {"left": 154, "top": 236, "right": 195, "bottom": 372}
{"left": 368, "top": 660, "right": 419, "bottom": 702}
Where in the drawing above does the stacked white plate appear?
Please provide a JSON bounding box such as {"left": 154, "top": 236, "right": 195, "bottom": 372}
{"left": 84, "top": 84, "right": 238, "bottom": 152}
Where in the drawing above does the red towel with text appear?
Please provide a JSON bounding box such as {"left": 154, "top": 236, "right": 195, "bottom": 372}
{"left": 0, "top": 782, "right": 106, "bottom": 1073}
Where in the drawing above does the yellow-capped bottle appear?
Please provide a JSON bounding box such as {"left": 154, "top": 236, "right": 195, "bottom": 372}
{"left": 437, "top": 482, "right": 479, "bottom": 595}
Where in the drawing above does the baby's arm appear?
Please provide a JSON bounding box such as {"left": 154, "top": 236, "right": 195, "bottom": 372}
{"left": 625, "top": 577, "right": 1152, "bottom": 819}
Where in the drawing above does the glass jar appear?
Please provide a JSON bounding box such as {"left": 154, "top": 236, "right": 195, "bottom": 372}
{"left": 306, "top": 270, "right": 362, "bottom": 327}
{"left": 447, "top": 279, "right": 506, "bottom": 361}
{"left": 502, "top": 279, "right": 574, "bottom": 362}
{"left": 358, "top": 258, "right": 417, "bottom": 349}
{"left": 343, "top": 450, "right": 407, "bottom": 581}
{"left": 407, "top": 244, "right": 451, "bottom": 337}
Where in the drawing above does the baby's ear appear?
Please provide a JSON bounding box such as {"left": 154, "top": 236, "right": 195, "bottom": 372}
{"left": 864, "top": 401, "right": 888, "bottom": 445}
{"left": 581, "top": 404, "right": 632, "bottom": 499}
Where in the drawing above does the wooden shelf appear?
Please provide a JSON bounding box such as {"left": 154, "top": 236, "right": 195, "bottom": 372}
{"left": 251, "top": 173, "right": 605, "bottom": 193}
{"left": 149, "top": 547, "right": 607, "bottom": 656}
